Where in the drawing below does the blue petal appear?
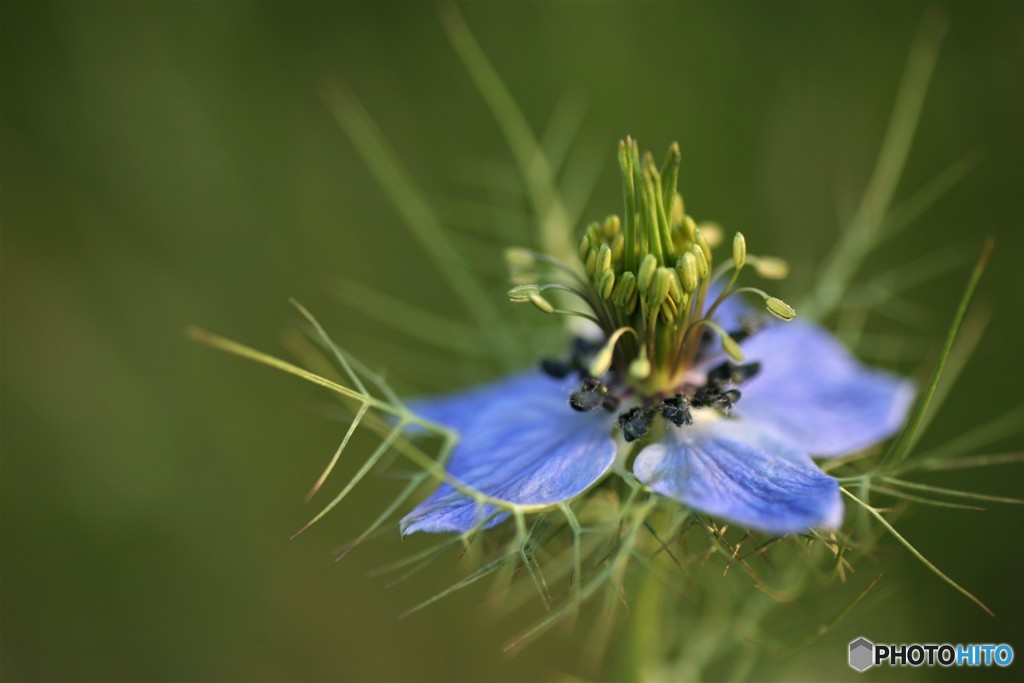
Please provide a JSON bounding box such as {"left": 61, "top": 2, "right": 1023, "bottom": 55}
{"left": 633, "top": 420, "right": 843, "bottom": 535}
{"left": 737, "top": 322, "right": 915, "bottom": 457}
{"left": 401, "top": 371, "right": 616, "bottom": 535}
{"left": 407, "top": 370, "right": 564, "bottom": 435}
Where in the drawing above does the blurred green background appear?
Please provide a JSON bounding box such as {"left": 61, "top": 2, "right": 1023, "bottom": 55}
{"left": 2, "top": 1, "right": 1022, "bottom": 681}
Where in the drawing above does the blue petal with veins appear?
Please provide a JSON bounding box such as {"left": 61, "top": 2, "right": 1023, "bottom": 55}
{"left": 633, "top": 419, "right": 843, "bottom": 535}
{"left": 737, "top": 323, "right": 915, "bottom": 457}
{"left": 402, "top": 372, "right": 616, "bottom": 535}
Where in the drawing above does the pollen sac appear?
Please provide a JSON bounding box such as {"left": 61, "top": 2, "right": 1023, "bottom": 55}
{"left": 692, "top": 386, "right": 742, "bottom": 411}
{"left": 617, "top": 407, "right": 654, "bottom": 442}
{"left": 569, "top": 377, "right": 609, "bottom": 412}
{"left": 661, "top": 394, "right": 693, "bottom": 427}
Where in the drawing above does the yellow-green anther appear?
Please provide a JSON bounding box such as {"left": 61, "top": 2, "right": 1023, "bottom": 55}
{"left": 614, "top": 271, "right": 637, "bottom": 308}
{"left": 660, "top": 299, "right": 677, "bottom": 323}
{"left": 585, "top": 248, "right": 598, "bottom": 277}
{"left": 683, "top": 214, "right": 697, "bottom": 243}
{"left": 667, "top": 268, "right": 683, "bottom": 303}
{"left": 578, "top": 233, "right": 592, "bottom": 261}
{"left": 690, "top": 244, "right": 709, "bottom": 279}
{"left": 637, "top": 253, "right": 658, "bottom": 291}
{"left": 589, "top": 349, "right": 614, "bottom": 377}
{"left": 648, "top": 267, "right": 673, "bottom": 309}
{"left": 599, "top": 269, "right": 616, "bottom": 300}
{"left": 732, "top": 232, "right": 747, "bottom": 270}
{"left": 603, "top": 215, "right": 621, "bottom": 240}
{"left": 766, "top": 297, "right": 796, "bottom": 321}
{"left": 507, "top": 284, "right": 538, "bottom": 302}
{"left": 722, "top": 333, "right": 745, "bottom": 362}
{"left": 505, "top": 247, "right": 535, "bottom": 270}
{"left": 597, "top": 244, "right": 613, "bottom": 274}
{"left": 698, "top": 221, "right": 723, "bottom": 247}
{"left": 630, "top": 348, "right": 651, "bottom": 380}
{"left": 679, "top": 251, "right": 698, "bottom": 292}
{"left": 527, "top": 292, "right": 555, "bottom": 314}
{"left": 588, "top": 327, "right": 636, "bottom": 377}
{"left": 694, "top": 228, "right": 712, "bottom": 265}
{"left": 752, "top": 255, "right": 790, "bottom": 280}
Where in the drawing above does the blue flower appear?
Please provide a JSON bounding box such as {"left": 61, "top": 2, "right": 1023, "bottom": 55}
{"left": 400, "top": 138, "right": 914, "bottom": 537}
{"left": 401, "top": 321, "right": 913, "bottom": 536}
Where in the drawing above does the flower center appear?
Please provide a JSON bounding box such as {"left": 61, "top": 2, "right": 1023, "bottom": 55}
{"left": 546, "top": 338, "right": 762, "bottom": 441}
{"left": 509, "top": 137, "right": 796, "bottom": 436}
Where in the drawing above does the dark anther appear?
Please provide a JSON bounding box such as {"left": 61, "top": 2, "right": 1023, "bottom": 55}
{"left": 569, "top": 377, "right": 609, "bottom": 412}
{"left": 617, "top": 407, "right": 654, "bottom": 442}
{"left": 540, "top": 358, "right": 574, "bottom": 379}
{"left": 661, "top": 394, "right": 693, "bottom": 427}
{"left": 691, "top": 387, "right": 741, "bottom": 411}
{"left": 706, "top": 361, "right": 761, "bottom": 387}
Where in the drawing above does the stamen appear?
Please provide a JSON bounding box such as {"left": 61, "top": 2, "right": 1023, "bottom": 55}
{"left": 569, "top": 378, "right": 610, "bottom": 412}
{"left": 588, "top": 327, "right": 641, "bottom": 377}
{"left": 685, "top": 319, "right": 744, "bottom": 362}
{"left": 732, "top": 232, "right": 747, "bottom": 270}
{"left": 661, "top": 395, "right": 694, "bottom": 427}
{"left": 617, "top": 407, "right": 654, "bottom": 442}
{"left": 510, "top": 138, "right": 800, "bottom": 400}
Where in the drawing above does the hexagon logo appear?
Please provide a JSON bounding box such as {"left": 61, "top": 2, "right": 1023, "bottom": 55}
{"left": 849, "top": 637, "right": 875, "bottom": 672}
